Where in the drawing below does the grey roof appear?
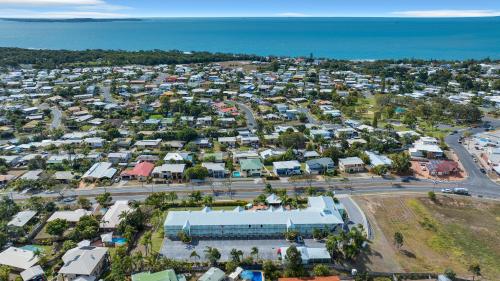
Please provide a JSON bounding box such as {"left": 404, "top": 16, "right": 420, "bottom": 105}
{"left": 59, "top": 246, "right": 108, "bottom": 275}
{"left": 306, "top": 157, "right": 334, "bottom": 168}
{"left": 198, "top": 267, "right": 225, "bottom": 281}
{"left": 82, "top": 162, "right": 117, "bottom": 179}
{"left": 339, "top": 157, "right": 364, "bottom": 166}
{"left": 8, "top": 210, "right": 37, "bottom": 227}
{"left": 165, "top": 196, "right": 343, "bottom": 228}
{"left": 20, "top": 169, "right": 43, "bottom": 180}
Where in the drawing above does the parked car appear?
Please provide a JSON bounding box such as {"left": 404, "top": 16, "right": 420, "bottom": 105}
{"left": 480, "top": 168, "right": 486, "bottom": 174}
{"left": 441, "top": 188, "right": 452, "bottom": 193}
{"left": 453, "top": 187, "right": 470, "bottom": 196}
{"left": 296, "top": 236, "right": 304, "bottom": 244}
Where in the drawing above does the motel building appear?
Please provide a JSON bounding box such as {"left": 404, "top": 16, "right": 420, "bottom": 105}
{"left": 164, "top": 196, "right": 345, "bottom": 239}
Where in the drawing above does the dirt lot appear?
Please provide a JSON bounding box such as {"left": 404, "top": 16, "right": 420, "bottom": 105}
{"left": 354, "top": 194, "right": 500, "bottom": 280}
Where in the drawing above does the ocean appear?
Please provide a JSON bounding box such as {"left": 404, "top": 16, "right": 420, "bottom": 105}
{"left": 0, "top": 17, "right": 499, "bottom": 60}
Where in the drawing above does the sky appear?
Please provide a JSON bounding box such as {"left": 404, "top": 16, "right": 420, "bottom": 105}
{"left": 0, "top": 0, "right": 499, "bottom": 18}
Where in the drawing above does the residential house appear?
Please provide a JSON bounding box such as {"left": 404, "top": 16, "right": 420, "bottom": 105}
{"left": 240, "top": 159, "right": 263, "bottom": 177}
{"left": 278, "top": 246, "right": 331, "bottom": 264}
{"left": 132, "top": 269, "right": 187, "bottom": 281}
{"left": 100, "top": 201, "right": 132, "bottom": 230}
{"left": 48, "top": 209, "right": 92, "bottom": 224}
{"left": 202, "top": 162, "right": 227, "bottom": 178}
{"left": 273, "top": 160, "right": 301, "bottom": 176}
{"left": 58, "top": 246, "right": 109, "bottom": 281}
{"left": 8, "top": 210, "right": 37, "bottom": 228}
{"left": 365, "top": 151, "right": 392, "bottom": 168}
{"left": 82, "top": 162, "right": 117, "bottom": 181}
{"left": 409, "top": 137, "right": 443, "bottom": 159}
{"left": 0, "top": 247, "right": 39, "bottom": 271}
{"left": 198, "top": 267, "right": 225, "bottom": 281}
{"left": 152, "top": 164, "right": 186, "bottom": 181}
{"left": 338, "top": 157, "right": 365, "bottom": 173}
{"left": 120, "top": 162, "right": 155, "bottom": 181}
{"left": 305, "top": 158, "right": 335, "bottom": 174}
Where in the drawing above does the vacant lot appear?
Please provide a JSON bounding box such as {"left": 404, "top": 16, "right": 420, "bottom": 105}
{"left": 355, "top": 194, "right": 500, "bottom": 280}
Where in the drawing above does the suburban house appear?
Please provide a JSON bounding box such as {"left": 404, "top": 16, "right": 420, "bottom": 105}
{"left": 107, "top": 151, "right": 132, "bottom": 164}
{"left": 305, "top": 158, "right": 335, "bottom": 174}
{"left": 426, "top": 160, "right": 460, "bottom": 176}
{"left": 152, "top": 164, "right": 186, "bottom": 181}
{"left": 273, "top": 160, "right": 301, "bottom": 176}
{"left": 132, "top": 269, "right": 187, "bottom": 281}
{"left": 199, "top": 267, "right": 226, "bottom": 281}
{"left": 164, "top": 196, "right": 344, "bottom": 239}
{"left": 48, "top": 209, "right": 92, "bottom": 224}
{"left": 58, "top": 246, "right": 109, "bottom": 281}
{"left": 7, "top": 210, "right": 37, "bottom": 228}
{"left": 202, "top": 162, "right": 227, "bottom": 178}
{"left": 338, "top": 157, "right": 365, "bottom": 173}
{"left": 218, "top": 137, "right": 237, "bottom": 148}
{"left": 0, "top": 247, "right": 39, "bottom": 271}
{"left": 365, "top": 151, "right": 392, "bottom": 167}
{"left": 20, "top": 265, "right": 45, "bottom": 281}
{"left": 82, "top": 162, "right": 117, "bottom": 181}
{"left": 278, "top": 246, "right": 331, "bottom": 264}
{"left": 409, "top": 137, "right": 443, "bottom": 159}
{"left": 100, "top": 200, "right": 132, "bottom": 230}
{"left": 239, "top": 159, "right": 263, "bottom": 177}
{"left": 120, "top": 161, "right": 155, "bottom": 181}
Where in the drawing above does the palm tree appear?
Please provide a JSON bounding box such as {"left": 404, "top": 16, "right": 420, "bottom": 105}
{"left": 230, "top": 248, "right": 243, "bottom": 263}
{"left": 190, "top": 250, "right": 200, "bottom": 262}
{"left": 131, "top": 252, "right": 144, "bottom": 273}
{"left": 204, "top": 246, "right": 221, "bottom": 266}
{"left": 202, "top": 195, "right": 213, "bottom": 207}
{"left": 250, "top": 247, "right": 259, "bottom": 261}
{"left": 141, "top": 231, "right": 153, "bottom": 256}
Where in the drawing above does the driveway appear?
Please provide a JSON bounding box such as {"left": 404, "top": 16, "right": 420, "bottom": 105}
{"left": 236, "top": 102, "right": 256, "bottom": 130}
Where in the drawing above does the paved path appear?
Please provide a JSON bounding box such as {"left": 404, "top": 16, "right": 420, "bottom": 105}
{"left": 101, "top": 86, "right": 116, "bottom": 103}
{"left": 338, "top": 195, "right": 373, "bottom": 239}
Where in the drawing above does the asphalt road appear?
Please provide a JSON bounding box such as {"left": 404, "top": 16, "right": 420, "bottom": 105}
{"left": 101, "top": 86, "right": 116, "bottom": 103}
{"left": 297, "top": 107, "right": 321, "bottom": 125}
{"left": 50, "top": 107, "right": 62, "bottom": 129}
{"left": 236, "top": 102, "right": 257, "bottom": 130}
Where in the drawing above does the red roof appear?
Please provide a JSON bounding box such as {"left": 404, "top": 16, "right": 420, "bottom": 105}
{"left": 121, "top": 162, "right": 155, "bottom": 177}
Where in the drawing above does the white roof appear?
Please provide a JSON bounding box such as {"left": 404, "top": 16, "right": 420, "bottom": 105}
{"left": 20, "top": 265, "right": 44, "bottom": 281}
{"left": 153, "top": 163, "right": 186, "bottom": 174}
{"left": 48, "top": 209, "right": 92, "bottom": 223}
{"left": 0, "top": 247, "right": 39, "bottom": 270}
{"left": 339, "top": 157, "right": 364, "bottom": 166}
{"left": 8, "top": 210, "right": 37, "bottom": 227}
{"left": 279, "top": 246, "right": 331, "bottom": 262}
{"left": 273, "top": 160, "right": 301, "bottom": 169}
{"left": 165, "top": 196, "right": 343, "bottom": 229}
{"left": 59, "top": 246, "right": 108, "bottom": 276}
{"left": 100, "top": 201, "right": 132, "bottom": 229}
{"left": 82, "top": 162, "right": 117, "bottom": 179}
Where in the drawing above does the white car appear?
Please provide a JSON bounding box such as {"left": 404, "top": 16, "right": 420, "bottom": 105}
{"left": 441, "top": 188, "right": 452, "bottom": 194}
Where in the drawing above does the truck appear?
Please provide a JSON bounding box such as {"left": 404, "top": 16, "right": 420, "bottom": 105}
{"left": 452, "top": 187, "right": 470, "bottom": 196}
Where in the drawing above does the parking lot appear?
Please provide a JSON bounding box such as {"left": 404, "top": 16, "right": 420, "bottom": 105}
{"left": 160, "top": 238, "right": 325, "bottom": 261}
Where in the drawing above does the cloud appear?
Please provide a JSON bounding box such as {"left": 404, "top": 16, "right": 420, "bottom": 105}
{"left": 276, "top": 12, "right": 308, "bottom": 17}
{"left": 392, "top": 10, "right": 500, "bottom": 18}
{"left": 0, "top": 0, "right": 104, "bottom": 6}
{"left": 0, "top": 8, "right": 128, "bottom": 18}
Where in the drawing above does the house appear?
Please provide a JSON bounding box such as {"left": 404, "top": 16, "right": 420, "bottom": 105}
{"left": 202, "top": 162, "right": 227, "bottom": 178}
{"left": 232, "top": 151, "right": 259, "bottom": 163}
{"left": 409, "top": 137, "right": 443, "bottom": 159}
{"left": 0, "top": 174, "right": 17, "bottom": 186}
{"left": 8, "top": 210, "right": 37, "bottom": 228}
{"left": 218, "top": 137, "right": 237, "bottom": 148}
{"left": 305, "top": 158, "right": 335, "bottom": 174}
{"left": 20, "top": 169, "right": 43, "bottom": 181}
{"left": 82, "top": 162, "right": 117, "bottom": 181}
{"left": 273, "top": 160, "right": 301, "bottom": 176}
{"left": 48, "top": 209, "right": 92, "bottom": 224}
{"left": 426, "top": 160, "right": 459, "bottom": 176}
{"left": 132, "top": 269, "right": 187, "bottom": 281}
{"left": 120, "top": 162, "right": 155, "bottom": 181}
{"left": 338, "top": 157, "right": 364, "bottom": 173}
{"left": 152, "top": 164, "right": 186, "bottom": 181}
{"left": 53, "top": 171, "right": 77, "bottom": 183}
{"left": 107, "top": 151, "right": 132, "bottom": 164}
{"left": 278, "top": 246, "right": 331, "bottom": 264}
{"left": 20, "top": 265, "right": 45, "bottom": 281}
{"left": 198, "top": 267, "right": 225, "bottom": 281}
{"left": 164, "top": 152, "right": 192, "bottom": 163}
{"left": 100, "top": 201, "right": 132, "bottom": 229}
{"left": 240, "top": 159, "right": 263, "bottom": 177}
{"left": 0, "top": 247, "right": 39, "bottom": 271}
{"left": 365, "top": 151, "right": 392, "bottom": 167}
{"left": 58, "top": 246, "right": 108, "bottom": 281}
{"left": 134, "top": 139, "right": 162, "bottom": 148}
{"left": 265, "top": 194, "right": 282, "bottom": 206}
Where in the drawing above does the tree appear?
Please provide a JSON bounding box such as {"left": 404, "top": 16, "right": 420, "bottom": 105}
{"left": 204, "top": 246, "right": 221, "bottom": 266}
{"left": 190, "top": 250, "right": 200, "bottom": 261}
{"left": 390, "top": 152, "right": 411, "bottom": 174}
{"left": 372, "top": 165, "right": 388, "bottom": 176}
{"left": 250, "top": 246, "right": 259, "bottom": 261}
{"left": 0, "top": 265, "right": 10, "bottom": 281}
{"left": 394, "top": 231, "right": 404, "bottom": 249}
{"left": 312, "top": 264, "right": 331, "bottom": 277}
{"left": 444, "top": 268, "right": 456, "bottom": 280}
{"left": 283, "top": 245, "right": 304, "bottom": 277}
{"left": 184, "top": 166, "right": 209, "bottom": 180}
{"left": 202, "top": 195, "right": 213, "bottom": 206}
{"left": 141, "top": 230, "right": 153, "bottom": 256}
{"left": 278, "top": 131, "right": 307, "bottom": 149}
{"left": 468, "top": 263, "right": 481, "bottom": 281}
{"left": 262, "top": 260, "right": 281, "bottom": 281}
{"left": 62, "top": 240, "right": 77, "bottom": 252}
{"left": 96, "top": 192, "right": 112, "bottom": 206}
{"left": 77, "top": 197, "right": 91, "bottom": 209}
{"left": 428, "top": 191, "right": 437, "bottom": 202}
{"left": 229, "top": 248, "right": 243, "bottom": 263}
{"left": 46, "top": 218, "right": 69, "bottom": 237}
{"left": 73, "top": 215, "right": 100, "bottom": 240}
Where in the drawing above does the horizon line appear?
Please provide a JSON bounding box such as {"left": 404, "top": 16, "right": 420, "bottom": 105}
{"left": 1, "top": 15, "right": 500, "bottom": 19}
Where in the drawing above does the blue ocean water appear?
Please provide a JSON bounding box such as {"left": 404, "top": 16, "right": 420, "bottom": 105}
{"left": 0, "top": 17, "right": 499, "bottom": 59}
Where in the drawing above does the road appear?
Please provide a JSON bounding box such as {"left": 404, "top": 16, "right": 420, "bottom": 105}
{"left": 38, "top": 103, "right": 62, "bottom": 129}
{"left": 297, "top": 107, "right": 321, "bottom": 125}
{"left": 101, "top": 86, "right": 116, "bottom": 103}
{"left": 444, "top": 117, "right": 500, "bottom": 196}
{"left": 236, "top": 102, "right": 257, "bottom": 130}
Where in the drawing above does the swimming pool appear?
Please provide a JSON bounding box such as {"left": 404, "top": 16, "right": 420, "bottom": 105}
{"left": 241, "top": 271, "right": 263, "bottom": 281}
{"left": 21, "top": 245, "right": 42, "bottom": 253}
{"left": 232, "top": 171, "right": 241, "bottom": 178}
{"left": 112, "top": 237, "right": 127, "bottom": 246}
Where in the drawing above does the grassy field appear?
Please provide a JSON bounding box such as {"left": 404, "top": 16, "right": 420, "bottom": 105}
{"left": 355, "top": 194, "right": 500, "bottom": 280}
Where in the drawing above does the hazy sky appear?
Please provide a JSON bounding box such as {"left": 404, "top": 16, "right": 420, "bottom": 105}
{"left": 0, "top": 0, "right": 499, "bottom": 18}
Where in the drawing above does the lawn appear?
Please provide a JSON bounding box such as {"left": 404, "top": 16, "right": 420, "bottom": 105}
{"left": 355, "top": 194, "right": 500, "bottom": 280}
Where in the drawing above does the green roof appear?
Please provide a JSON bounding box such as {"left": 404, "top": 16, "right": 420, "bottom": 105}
{"left": 240, "top": 158, "right": 263, "bottom": 170}
{"left": 132, "top": 269, "right": 185, "bottom": 281}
